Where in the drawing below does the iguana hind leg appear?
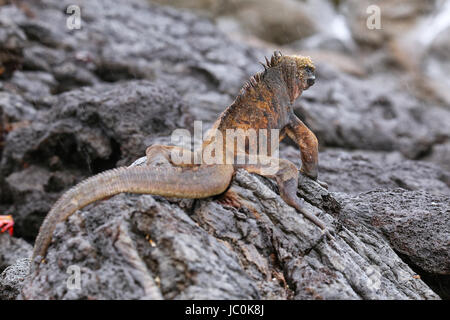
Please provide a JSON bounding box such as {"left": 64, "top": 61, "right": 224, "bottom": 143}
{"left": 146, "top": 144, "right": 198, "bottom": 167}
{"left": 240, "top": 157, "right": 334, "bottom": 240}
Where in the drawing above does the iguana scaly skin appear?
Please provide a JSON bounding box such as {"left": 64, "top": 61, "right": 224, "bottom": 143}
{"left": 33, "top": 51, "right": 333, "bottom": 265}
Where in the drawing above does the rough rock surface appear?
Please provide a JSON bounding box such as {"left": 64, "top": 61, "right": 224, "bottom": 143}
{"left": 0, "top": 233, "right": 32, "bottom": 300}
{"left": 0, "top": 233, "right": 32, "bottom": 272}
{"left": 0, "top": 258, "right": 30, "bottom": 300}
{"left": 1, "top": 80, "right": 191, "bottom": 240}
{"left": 2, "top": 0, "right": 261, "bottom": 115}
{"left": 313, "top": 148, "right": 450, "bottom": 196}
{"left": 18, "top": 169, "right": 439, "bottom": 300}
{"left": 0, "top": 0, "right": 449, "bottom": 300}
{"left": 339, "top": 189, "right": 449, "bottom": 275}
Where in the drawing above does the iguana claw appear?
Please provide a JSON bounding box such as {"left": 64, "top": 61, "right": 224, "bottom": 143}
{"left": 0, "top": 215, "right": 14, "bottom": 236}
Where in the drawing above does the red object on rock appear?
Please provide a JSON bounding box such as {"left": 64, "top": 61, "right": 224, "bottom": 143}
{"left": 0, "top": 215, "right": 14, "bottom": 236}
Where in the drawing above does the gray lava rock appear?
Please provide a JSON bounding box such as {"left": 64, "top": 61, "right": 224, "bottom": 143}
{"left": 0, "top": 258, "right": 30, "bottom": 300}
{"left": 0, "top": 5, "right": 26, "bottom": 79}
{"left": 7, "top": 71, "right": 57, "bottom": 104}
{"left": 2, "top": 0, "right": 261, "bottom": 111}
{"left": 0, "top": 234, "right": 32, "bottom": 272}
{"left": 20, "top": 169, "right": 439, "bottom": 300}
{"left": 1, "top": 80, "right": 191, "bottom": 240}
{"left": 0, "top": 91, "right": 36, "bottom": 122}
{"left": 317, "top": 149, "right": 450, "bottom": 195}
{"left": 339, "top": 189, "right": 449, "bottom": 275}
{"left": 0, "top": 233, "right": 31, "bottom": 300}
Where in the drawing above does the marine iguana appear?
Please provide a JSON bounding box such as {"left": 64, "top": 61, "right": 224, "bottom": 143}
{"left": 32, "top": 51, "right": 334, "bottom": 265}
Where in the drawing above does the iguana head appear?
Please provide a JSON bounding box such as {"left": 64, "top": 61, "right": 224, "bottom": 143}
{"left": 266, "top": 51, "right": 316, "bottom": 102}
{"left": 292, "top": 55, "right": 316, "bottom": 88}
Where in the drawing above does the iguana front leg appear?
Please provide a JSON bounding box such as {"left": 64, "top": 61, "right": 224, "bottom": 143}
{"left": 285, "top": 115, "right": 328, "bottom": 189}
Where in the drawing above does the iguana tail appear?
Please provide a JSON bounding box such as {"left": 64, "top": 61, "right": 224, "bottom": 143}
{"left": 32, "top": 164, "right": 234, "bottom": 262}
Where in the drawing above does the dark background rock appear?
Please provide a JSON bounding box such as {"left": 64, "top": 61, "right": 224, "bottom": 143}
{"left": 0, "top": 234, "right": 32, "bottom": 272}
{"left": 338, "top": 188, "right": 449, "bottom": 299}
{"left": 1, "top": 80, "right": 191, "bottom": 240}
{"left": 0, "top": 0, "right": 448, "bottom": 300}
{"left": 342, "top": 189, "right": 449, "bottom": 275}
{"left": 0, "top": 7, "right": 26, "bottom": 79}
